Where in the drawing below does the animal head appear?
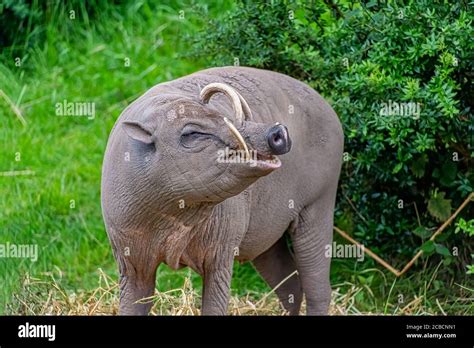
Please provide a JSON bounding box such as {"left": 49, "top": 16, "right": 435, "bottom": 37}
{"left": 121, "top": 83, "right": 291, "bottom": 207}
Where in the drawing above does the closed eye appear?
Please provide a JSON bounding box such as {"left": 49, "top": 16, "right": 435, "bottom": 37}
{"left": 181, "top": 131, "right": 211, "bottom": 139}
{"left": 180, "top": 130, "right": 217, "bottom": 148}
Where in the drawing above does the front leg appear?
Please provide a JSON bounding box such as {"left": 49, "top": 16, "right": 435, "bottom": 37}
{"left": 201, "top": 253, "right": 234, "bottom": 315}
{"left": 110, "top": 233, "right": 160, "bottom": 316}
{"left": 290, "top": 193, "right": 335, "bottom": 315}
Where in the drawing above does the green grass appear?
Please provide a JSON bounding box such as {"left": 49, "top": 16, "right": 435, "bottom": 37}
{"left": 0, "top": 0, "right": 262, "bottom": 313}
{"left": 0, "top": 0, "right": 471, "bottom": 315}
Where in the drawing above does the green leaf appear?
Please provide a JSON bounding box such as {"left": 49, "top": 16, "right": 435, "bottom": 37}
{"left": 455, "top": 218, "right": 474, "bottom": 236}
{"left": 393, "top": 162, "right": 404, "bottom": 174}
{"left": 412, "top": 226, "right": 431, "bottom": 238}
{"left": 421, "top": 240, "right": 435, "bottom": 254}
{"left": 443, "top": 257, "right": 453, "bottom": 266}
{"left": 366, "top": 0, "right": 378, "bottom": 8}
{"left": 439, "top": 161, "right": 457, "bottom": 187}
{"left": 427, "top": 192, "right": 452, "bottom": 222}
{"left": 294, "top": 8, "right": 308, "bottom": 25}
{"left": 410, "top": 154, "right": 428, "bottom": 178}
{"left": 435, "top": 243, "right": 451, "bottom": 256}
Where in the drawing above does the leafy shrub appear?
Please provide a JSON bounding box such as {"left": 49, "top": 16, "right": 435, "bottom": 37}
{"left": 455, "top": 217, "right": 474, "bottom": 274}
{"left": 193, "top": 0, "right": 473, "bottom": 266}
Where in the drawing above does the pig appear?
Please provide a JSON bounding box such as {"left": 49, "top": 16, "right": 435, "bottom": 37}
{"left": 101, "top": 66, "right": 344, "bottom": 315}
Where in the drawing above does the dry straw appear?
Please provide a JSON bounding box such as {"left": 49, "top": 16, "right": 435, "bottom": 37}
{"left": 11, "top": 267, "right": 445, "bottom": 316}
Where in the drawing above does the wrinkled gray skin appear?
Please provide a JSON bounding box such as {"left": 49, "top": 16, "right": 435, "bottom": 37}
{"left": 101, "top": 66, "right": 343, "bottom": 315}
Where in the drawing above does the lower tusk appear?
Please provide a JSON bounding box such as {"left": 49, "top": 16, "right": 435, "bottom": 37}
{"left": 223, "top": 117, "right": 250, "bottom": 160}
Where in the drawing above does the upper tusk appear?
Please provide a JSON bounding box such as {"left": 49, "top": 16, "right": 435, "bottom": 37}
{"left": 200, "top": 83, "right": 244, "bottom": 125}
{"left": 223, "top": 117, "right": 250, "bottom": 160}
{"left": 234, "top": 90, "right": 253, "bottom": 120}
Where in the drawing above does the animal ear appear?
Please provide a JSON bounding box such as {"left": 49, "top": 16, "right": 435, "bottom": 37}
{"left": 122, "top": 121, "right": 154, "bottom": 144}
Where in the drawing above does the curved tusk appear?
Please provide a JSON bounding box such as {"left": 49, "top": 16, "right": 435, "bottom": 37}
{"left": 223, "top": 117, "right": 250, "bottom": 160}
{"left": 200, "top": 83, "right": 244, "bottom": 125}
{"left": 234, "top": 91, "right": 253, "bottom": 120}
{"left": 200, "top": 83, "right": 253, "bottom": 161}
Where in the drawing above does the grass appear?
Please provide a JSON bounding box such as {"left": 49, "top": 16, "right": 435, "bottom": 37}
{"left": 0, "top": 0, "right": 242, "bottom": 312}
{"left": 0, "top": 0, "right": 472, "bottom": 315}
{"left": 9, "top": 268, "right": 466, "bottom": 316}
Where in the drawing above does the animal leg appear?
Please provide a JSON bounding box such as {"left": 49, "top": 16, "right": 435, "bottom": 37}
{"left": 252, "top": 235, "right": 303, "bottom": 315}
{"left": 201, "top": 253, "right": 234, "bottom": 315}
{"left": 289, "top": 193, "right": 335, "bottom": 315}
{"left": 114, "top": 241, "right": 159, "bottom": 315}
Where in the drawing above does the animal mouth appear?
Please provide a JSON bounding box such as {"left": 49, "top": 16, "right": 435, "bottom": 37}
{"left": 221, "top": 115, "right": 281, "bottom": 170}
{"left": 221, "top": 148, "right": 281, "bottom": 170}
{"left": 255, "top": 153, "right": 281, "bottom": 170}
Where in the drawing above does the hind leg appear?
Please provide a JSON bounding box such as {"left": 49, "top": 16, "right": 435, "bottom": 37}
{"left": 252, "top": 235, "right": 303, "bottom": 315}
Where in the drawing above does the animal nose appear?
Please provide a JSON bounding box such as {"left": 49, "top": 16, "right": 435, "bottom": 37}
{"left": 266, "top": 124, "right": 292, "bottom": 155}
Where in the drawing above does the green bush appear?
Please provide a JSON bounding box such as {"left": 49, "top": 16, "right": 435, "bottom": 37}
{"left": 193, "top": 1, "right": 473, "bottom": 267}
{"left": 455, "top": 217, "right": 474, "bottom": 274}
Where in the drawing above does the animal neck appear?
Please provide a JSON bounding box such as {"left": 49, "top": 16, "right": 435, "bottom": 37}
{"left": 155, "top": 192, "right": 252, "bottom": 273}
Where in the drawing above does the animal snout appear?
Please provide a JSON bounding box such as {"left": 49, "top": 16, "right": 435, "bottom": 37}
{"left": 266, "top": 124, "right": 291, "bottom": 155}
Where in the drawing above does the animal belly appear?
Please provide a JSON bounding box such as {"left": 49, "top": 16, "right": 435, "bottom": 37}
{"left": 237, "top": 219, "right": 291, "bottom": 261}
